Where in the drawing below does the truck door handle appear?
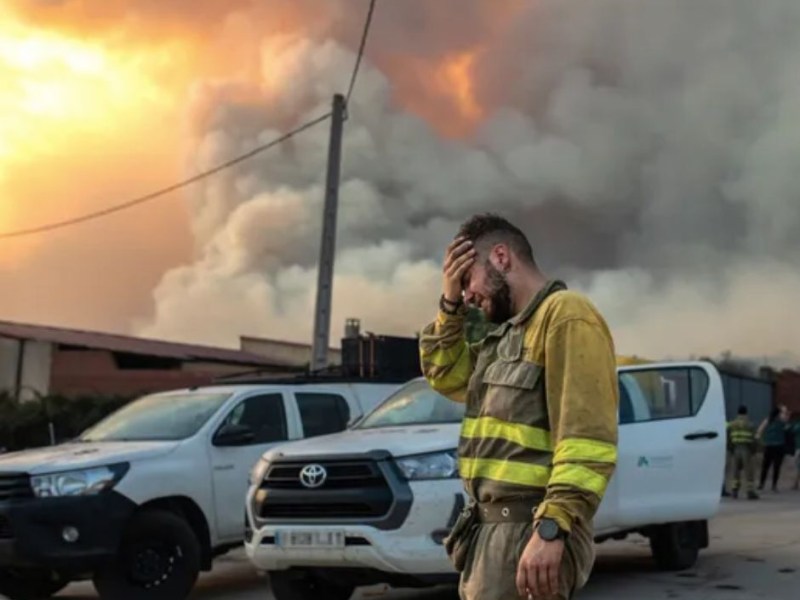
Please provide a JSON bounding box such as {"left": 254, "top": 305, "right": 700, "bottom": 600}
{"left": 684, "top": 431, "right": 718, "bottom": 441}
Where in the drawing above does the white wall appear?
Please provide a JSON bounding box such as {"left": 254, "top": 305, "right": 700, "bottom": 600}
{"left": 0, "top": 336, "right": 52, "bottom": 401}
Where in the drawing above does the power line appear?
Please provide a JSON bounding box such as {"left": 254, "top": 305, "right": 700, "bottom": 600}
{"left": 345, "top": 0, "right": 377, "bottom": 105}
{"left": 0, "top": 2, "right": 377, "bottom": 240}
{"left": 0, "top": 112, "right": 331, "bottom": 240}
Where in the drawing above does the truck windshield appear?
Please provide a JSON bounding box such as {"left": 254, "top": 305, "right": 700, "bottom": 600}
{"left": 356, "top": 380, "right": 465, "bottom": 429}
{"left": 79, "top": 392, "right": 232, "bottom": 442}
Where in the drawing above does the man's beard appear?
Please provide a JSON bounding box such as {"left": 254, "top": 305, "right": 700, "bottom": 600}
{"left": 484, "top": 261, "right": 514, "bottom": 324}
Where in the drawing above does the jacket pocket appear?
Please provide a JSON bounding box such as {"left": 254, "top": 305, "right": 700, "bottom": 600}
{"left": 481, "top": 360, "right": 545, "bottom": 424}
{"left": 482, "top": 360, "right": 541, "bottom": 390}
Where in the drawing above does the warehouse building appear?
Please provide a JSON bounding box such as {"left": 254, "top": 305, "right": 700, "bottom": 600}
{"left": 774, "top": 368, "right": 800, "bottom": 414}
{"left": 0, "top": 320, "right": 327, "bottom": 401}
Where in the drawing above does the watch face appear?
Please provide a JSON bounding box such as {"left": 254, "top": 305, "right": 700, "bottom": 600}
{"left": 539, "top": 519, "right": 559, "bottom": 540}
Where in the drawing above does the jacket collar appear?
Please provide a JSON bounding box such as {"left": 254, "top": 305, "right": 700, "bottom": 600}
{"left": 484, "top": 279, "right": 567, "bottom": 340}
{"left": 509, "top": 279, "right": 567, "bottom": 327}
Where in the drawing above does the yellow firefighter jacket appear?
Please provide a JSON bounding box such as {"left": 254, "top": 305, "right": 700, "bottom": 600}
{"left": 727, "top": 416, "right": 756, "bottom": 449}
{"left": 419, "top": 280, "right": 619, "bottom": 533}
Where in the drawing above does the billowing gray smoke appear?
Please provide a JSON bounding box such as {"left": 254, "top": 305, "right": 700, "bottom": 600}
{"left": 138, "top": 0, "right": 800, "bottom": 367}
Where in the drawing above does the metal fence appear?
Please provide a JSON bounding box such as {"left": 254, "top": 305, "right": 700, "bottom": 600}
{"left": 720, "top": 371, "right": 774, "bottom": 426}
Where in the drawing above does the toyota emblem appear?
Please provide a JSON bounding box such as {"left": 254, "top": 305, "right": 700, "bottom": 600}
{"left": 299, "top": 464, "right": 327, "bottom": 489}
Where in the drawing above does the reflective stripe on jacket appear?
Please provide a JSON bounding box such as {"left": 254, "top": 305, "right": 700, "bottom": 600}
{"left": 419, "top": 280, "right": 619, "bottom": 533}
{"left": 727, "top": 417, "right": 755, "bottom": 446}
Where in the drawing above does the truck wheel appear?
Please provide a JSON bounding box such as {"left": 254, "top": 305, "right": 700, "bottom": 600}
{"left": 649, "top": 521, "right": 700, "bottom": 571}
{"left": 270, "top": 570, "right": 355, "bottom": 600}
{"left": 92, "top": 509, "right": 201, "bottom": 600}
{"left": 0, "top": 568, "right": 67, "bottom": 599}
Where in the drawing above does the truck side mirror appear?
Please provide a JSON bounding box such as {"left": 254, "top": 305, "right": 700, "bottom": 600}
{"left": 214, "top": 423, "right": 255, "bottom": 446}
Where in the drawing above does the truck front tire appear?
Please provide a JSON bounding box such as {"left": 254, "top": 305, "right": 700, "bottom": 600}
{"left": 92, "top": 509, "right": 201, "bottom": 600}
{"left": 649, "top": 521, "right": 702, "bottom": 571}
{"left": 270, "top": 570, "right": 356, "bottom": 600}
{"left": 0, "top": 569, "right": 67, "bottom": 600}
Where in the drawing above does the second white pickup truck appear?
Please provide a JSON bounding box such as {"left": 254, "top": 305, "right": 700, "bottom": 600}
{"left": 245, "top": 361, "right": 727, "bottom": 600}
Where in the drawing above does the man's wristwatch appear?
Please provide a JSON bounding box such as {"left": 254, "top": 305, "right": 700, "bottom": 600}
{"left": 536, "top": 518, "right": 567, "bottom": 541}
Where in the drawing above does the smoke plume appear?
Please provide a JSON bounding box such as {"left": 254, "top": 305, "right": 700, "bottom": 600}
{"left": 5, "top": 1, "right": 800, "bottom": 367}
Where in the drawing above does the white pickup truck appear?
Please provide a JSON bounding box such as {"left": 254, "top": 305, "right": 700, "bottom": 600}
{"left": 0, "top": 377, "right": 400, "bottom": 600}
{"left": 245, "top": 361, "right": 727, "bottom": 600}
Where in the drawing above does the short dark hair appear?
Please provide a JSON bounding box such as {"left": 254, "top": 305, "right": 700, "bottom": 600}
{"left": 738, "top": 405, "right": 748, "bottom": 416}
{"left": 457, "top": 213, "right": 536, "bottom": 265}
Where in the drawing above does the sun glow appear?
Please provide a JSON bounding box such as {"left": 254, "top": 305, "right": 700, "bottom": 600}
{"left": 0, "top": 20, "right": 188, "bottom": 161}
{"left": 0, "top": 11, "right": 200, "bottom": 263}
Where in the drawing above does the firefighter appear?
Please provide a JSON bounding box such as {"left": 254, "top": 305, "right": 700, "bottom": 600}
{"left": 420, "top": 214, "right": 618, "bottom": 600}
{"left": 727, "top": 405, "right": 759, "bottom": 500}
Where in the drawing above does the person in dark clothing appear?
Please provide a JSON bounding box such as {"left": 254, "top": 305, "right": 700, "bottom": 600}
{"left": 790, "top": 413, "right": 800, "bottom": 491}
{"left": 757, "top": 407, "right": 789, "bottom": 491}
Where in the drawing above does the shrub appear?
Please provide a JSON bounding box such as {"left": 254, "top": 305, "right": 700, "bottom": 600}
{"left": 0, "top": 392, "right": 132, "bottom": 452}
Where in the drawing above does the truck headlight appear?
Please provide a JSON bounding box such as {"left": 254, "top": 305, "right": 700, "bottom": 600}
{"left": 31, "top": 463, "right": 128, "bottom": 498}
{"left": 250, "top": 456, "right": 270, "bottom": 486}
{"left": 395, "top": 450, "right": 459, "bottom": 480}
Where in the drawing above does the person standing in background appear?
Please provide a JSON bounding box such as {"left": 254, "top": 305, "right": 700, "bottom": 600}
{"left": 726, "top": 405, "right": 759, "bottom": 500}
{"left": 757, "top": 407, "right": 789, "bottom": 492}
{"left": 789, "top": 411, "right": 800, "bottom": 491}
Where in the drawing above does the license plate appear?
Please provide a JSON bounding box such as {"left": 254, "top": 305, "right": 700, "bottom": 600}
{"left": 275, "top": 530, "right": 345, "bottom": 549}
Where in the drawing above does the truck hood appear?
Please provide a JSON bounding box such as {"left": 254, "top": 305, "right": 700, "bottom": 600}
{"left": 0, "top": 440, "right": 180, "bottom": 474}
{"left": 268, "top": 423, "right": 462, "bottom": 460}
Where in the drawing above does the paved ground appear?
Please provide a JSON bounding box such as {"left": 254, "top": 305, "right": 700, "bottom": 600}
{"left": 56, "top": 487, "right": 800, "bottom": 600}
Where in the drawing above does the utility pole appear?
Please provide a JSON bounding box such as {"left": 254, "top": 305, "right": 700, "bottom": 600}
{"left": 310, "top": 94, "right": 346, "bottom": 372}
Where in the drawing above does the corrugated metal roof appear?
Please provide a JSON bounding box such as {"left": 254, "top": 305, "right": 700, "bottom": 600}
{"left": 0, "top": 320, "right": 292, "bottom": 367}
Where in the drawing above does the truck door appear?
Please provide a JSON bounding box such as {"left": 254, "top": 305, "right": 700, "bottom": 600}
{"left": 613, "top": 362, "right": 726, "bottom": 529}
{"left": 210, "top": 392, "right": 294, "bottom": 541}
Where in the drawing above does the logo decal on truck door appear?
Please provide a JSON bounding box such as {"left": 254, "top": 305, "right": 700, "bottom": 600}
{"left": 637, "top": 455, "right": 674, "bottom": 469}
{"left": 299, "top": 464, "right": 328, "bottom": 488}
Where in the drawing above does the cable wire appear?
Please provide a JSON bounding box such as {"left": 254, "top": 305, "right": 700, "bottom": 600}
{"left": 0, "top": 112, "right": 331, "bottom": 240}
{"left": 0, "top": 2, "right": 376, "bottom": 240}
{"left": 345, "top": 0, "right": 377, "bottom": 104}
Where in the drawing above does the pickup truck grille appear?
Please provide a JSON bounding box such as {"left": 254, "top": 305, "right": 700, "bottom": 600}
{"left": 258, "top": 459, "right": 393, "bottom": 520}
{"left": 0, "top": 473, "right": 32, "bottom": 501}
{"left": 264, "top": 462, "right": 383, "bottom": 489}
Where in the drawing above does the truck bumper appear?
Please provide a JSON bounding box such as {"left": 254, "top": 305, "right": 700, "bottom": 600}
{"left": 246, "top": 479, "right": 464, "bottom": 578}
{"left": 0, "top": 491, "right": 136, "bottom": 573}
